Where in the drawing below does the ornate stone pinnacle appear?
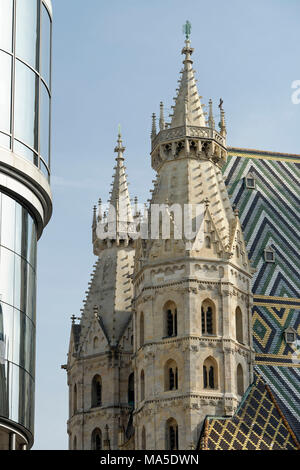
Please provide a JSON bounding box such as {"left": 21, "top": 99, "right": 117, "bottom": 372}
{"left": 114, "top": 129, "right": 125, "bottom": 158}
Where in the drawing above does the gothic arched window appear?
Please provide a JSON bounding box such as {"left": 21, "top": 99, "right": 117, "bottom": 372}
{"left": 203, "top": 357, "right": 218, "bottom": 390}
{"left": 128, "top": 373, "right": 134, "bottom": 407}
{"left": 140, "top": 370, "right": 145, "bottom": 401}
{"left": 166, "top": 418, "right": 179, "bottom": 450}
{"left": 91, "top": 428, "right": 102, "bottom": 450}
{"left": 73, "top": 384, "right": 77, "bottom": 414}
{"left": 73, "top": 435, "right": 77, "bottom": 450}
{"left": 93, "top": 336, "right": 99, "bottom": 349}
{"left": 91, "top": 375, "right": 102, "bottom": 408}
{"left": 140, "top": 312, "right": 144, "bottom": 347}
{"left": 164, "top": 301, "right": 178, "bottom": 338}
{"left": 164, "top": 359, "right": 178, "bottom": 391}
{"left": 237, "top": 364, "right": 244, "bottom": 396}
{"left": 201, "top": 299, "right": 216, "bottom": 335}
{"left": 235, "top": 307, "right": 243, "bottom": 343}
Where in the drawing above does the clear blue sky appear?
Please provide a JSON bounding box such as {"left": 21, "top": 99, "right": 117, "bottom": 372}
{"left": 33, "top": 0, "right": 300, "bottom": 449}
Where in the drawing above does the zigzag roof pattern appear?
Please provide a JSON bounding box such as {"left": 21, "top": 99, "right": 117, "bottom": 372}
{"left": 223, "top": 153, "right": 300, "bottom": 298}
{"left": 200, "top": 374, "right": 300, "bottom": 450}
{"left": 254, "top": 365, "right": 300, "bottom": 442}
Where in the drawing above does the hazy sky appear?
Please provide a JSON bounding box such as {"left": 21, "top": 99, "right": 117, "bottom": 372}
{"left": 33, "top": 0, "right": 300, "bottom": 449}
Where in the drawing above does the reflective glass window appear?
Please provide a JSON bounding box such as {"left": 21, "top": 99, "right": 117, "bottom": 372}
{"left": 13, "top": 255, "right": 28, "bottom": 314}
{"left": 0, "top": 247, "right": 15, "bottom": 306}
{"left": 1, "top": 193, "right": 16, "bottom": 251}
{"left": 14, "top": 140, "right": 38, "bottom": 165}
{"left": 13, "top": 310, "right": 35, "bottom": 374}
{"left": 0, "top": 51, "right": 12, "bottom": 133}
{"left": 16, "top": 0, "right": 40, "bottom": 70}
{"left": 0, "top": 302, "right": 14, "bottom": 364}
{"left": 40, "top": 159, "right": 50, "bottom": 181}
{"left": 40, "top": 83, "right": 50, "bottom": 163}
{"left": 28, "top": 218, "right": 37, "bottom": 269}
{"left": 0, "top": 132, "right": 11, "bottom": 150}
{"left": 41, "top": 4, "right": 51, "bottom": 86}
{"left": 0, "top": 0, "right": 13, "bottom": 52}
{"left": 26, "top": 263, "right": 36, "bottom": 320}
{"left": 9, "top": 363, "right": 34, "bottom": 428}
{"left": 14, "top": 61, "right": 39, "bottom": 151}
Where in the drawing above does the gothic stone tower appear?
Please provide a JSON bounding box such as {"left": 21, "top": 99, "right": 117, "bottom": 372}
{"left": 64, "top": 134, "right": 135, "bottom": 450}
{"left": 132, "top": 37, "right": 255, "bottom": 450}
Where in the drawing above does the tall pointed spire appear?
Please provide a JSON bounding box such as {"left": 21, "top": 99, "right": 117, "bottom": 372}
{"left": 170, "top": 26, "right": 206, "bottom": 128}
{"left": 107, "top": 130, "right": 134, "bottom": 236}
{"left": 94, "top": 129, "right": 135, "bottom": 250}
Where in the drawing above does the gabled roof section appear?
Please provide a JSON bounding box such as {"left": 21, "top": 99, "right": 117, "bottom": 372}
{"left": 200, "top": 374, "right": 300, "bottom": 450}
{"left": 170, "top": 39, "right": 206, "bottom": 128}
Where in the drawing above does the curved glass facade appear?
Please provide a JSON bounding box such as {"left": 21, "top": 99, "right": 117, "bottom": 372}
{"left": 0, "top": 191, "right": 37, "bottom": 436}
{"left": 0, "top": 0, "right": 52, "bottom": 181}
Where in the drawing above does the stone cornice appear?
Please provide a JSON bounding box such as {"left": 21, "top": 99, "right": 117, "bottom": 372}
{"left": 134, "top": 278, "right": 251, "bottom": 306}
{"left": 132, "top": 335, "right": 254, "bottom": 359}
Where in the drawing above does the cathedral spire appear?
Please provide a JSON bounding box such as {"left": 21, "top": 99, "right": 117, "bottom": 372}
{"left": 107, "top": 130, "right": 134, "bottom": 241}
{"left": 170, "top": 24, "right": 206, "bottom": 128}
{"left": 93, "top": 130, "right": 135, "bottom": 252}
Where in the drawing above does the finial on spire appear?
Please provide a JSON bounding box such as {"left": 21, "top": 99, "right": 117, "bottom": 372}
{"left": 134, "top": 196, "right": 139, "bottom": 215}
{"left": 183, "top": 20, "right": 192, "bottom": 40}
{"left": 114, "top": 127, "right": 125, "bottom": 159}
{"left": 151, "top": 113, "right": 157, "bottom": 139}
{"left": 98, "top": 198, "right": 102, "bottom": 221}
{"left": 208, "top": 99, "right": 215, "bottom": 129}
{"left": 92, "top": 204, "right": 97, "bottom": 228}
{"left": 159, "top": 102, "right": 165, "bottom": 131}
{"left": 71, "top": 314, "right": 76, "bottom": 324}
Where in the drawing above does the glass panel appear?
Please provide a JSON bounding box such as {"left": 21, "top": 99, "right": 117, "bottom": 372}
{"left": 28, "top": 217, "right": 37, "bottom": 270}
{"left": 41, "top": 5, "right": 51, "bottom": 85}
{"left": 1, "top": 192, "right": 16, "bottom": 251}
{"left": 16, "top": 0, "right": 39, "bottom": 70}
{"left": 26, "top": 263, "right": 36, "bottom": 321}
{"left": 0, "top": 247, "right": 15, "bottom": 306}
{"left": 0, "top": 0, "right": 13, "bottom": 52}
{"left": 0, "top": 302, "right": 14, "bottom": 364}
{"left": 0, "top": 132, "right": 11, "bottom": 150}
{"left": 40, "top": 83, "right": 50, "bottom": 163}
{"left": 9, "top": 362, "right": 33, "bottom": 428}
{"left": 40, "top": 158, "right": 49, "bottom": 181}
{"left": 14, "top": 202, "right": 23, "bottom": 257}
{"left": 13, "top": 309, "right": 35, "bottom": 374}
{"left": 14, "top": 61, "right": 39, "bottom": 151}
{"left": 14, "top": 140, "right": 36, "bottom": 165}
{"left": 0, "top": 51, "right": 12, "bottom": 133}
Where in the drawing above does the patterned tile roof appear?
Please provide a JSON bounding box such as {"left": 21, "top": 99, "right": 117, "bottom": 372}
{"left": 254, "top": 365, "right": 300, "bottom": 443}
{"left": 200, "top": 374, "right": 300, "bottom": 450}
